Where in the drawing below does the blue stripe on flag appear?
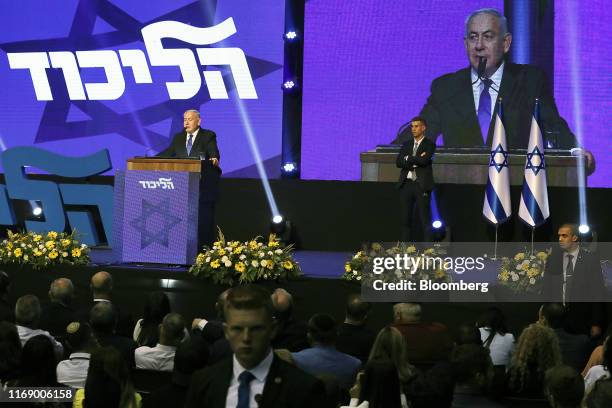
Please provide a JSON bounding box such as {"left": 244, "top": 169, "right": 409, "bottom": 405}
{"left": 521, "top": 182, "right": 545, "bottom": 227}
{"left": 485, "top": 180, "right": 510, "bottom": 223}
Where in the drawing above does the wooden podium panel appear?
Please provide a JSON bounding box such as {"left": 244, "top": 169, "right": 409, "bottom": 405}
{"left": 361, "top": 146, "right": 585, "bottom": 187}
{"left": 127, "top": 158, "right": 202, "bottom": 172}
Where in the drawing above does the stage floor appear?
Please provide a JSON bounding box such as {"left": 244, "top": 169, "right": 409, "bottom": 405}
{"left": 89, "top": 248, "right": 351, "bottom": 279}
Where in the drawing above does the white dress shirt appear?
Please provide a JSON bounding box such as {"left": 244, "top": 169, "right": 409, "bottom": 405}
{"left": 225, "top": 350, "right": 274, "bottom": 408}
{"left": 406, "top": 137, "right": 422, "bottom": 180}
{"left": 135, "top": 343, "right": 176, "bottom": 371}
{"left": 562, "top": 246, "right": 580, "bottom": 303}
{"left": 478, "top": 328, "right": 515, "bottom": 366}
{"left": 16, "top": 325, "right": 64, "bottom": 357}
{"left": 471, "top": 62, "right": 504, "bottom": 117}
{"left": 57, "top": 352, "right": 90, "bottom": 388}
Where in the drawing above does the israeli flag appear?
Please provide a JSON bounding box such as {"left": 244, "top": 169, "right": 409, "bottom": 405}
{"left": 483, "top": 102, "right": 512, "bottom": 224}
{"left": 519, "top": 101, "right": 549, "bottom": 227}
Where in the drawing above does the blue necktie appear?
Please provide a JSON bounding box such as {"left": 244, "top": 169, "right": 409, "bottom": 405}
{"left": 477, "top": 79, "right": 492, "bottom": 145}
{"left": 237, "top": 371, "right": 255, "bottom": 408}
{"left": 186, "top": 133, "right": 193, "bottom": 155}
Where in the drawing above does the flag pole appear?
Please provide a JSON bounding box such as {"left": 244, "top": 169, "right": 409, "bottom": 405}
{"left": 493, "top": 225, "right": 498, "bottom": 260}
{"left": 531, "top": 227, "right": 535, "bottom": 255}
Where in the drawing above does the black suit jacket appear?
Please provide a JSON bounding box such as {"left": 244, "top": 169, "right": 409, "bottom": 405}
{"left": 543, "top": 247, "right": 606, "bottom": 334}
{"left": 184, "top": 355, "right": 328, "bottom": 408}
{"left": 39, "top": 302, "right": 78, "bottom": 339}
{"left": 158, "top": 128, "right": 220, "bottom": 159}
{"left": 396, "top": 137, "right": 435, "bottom": 191}
{"left": 409, "top": 63, "right": 576, "bottom": 149}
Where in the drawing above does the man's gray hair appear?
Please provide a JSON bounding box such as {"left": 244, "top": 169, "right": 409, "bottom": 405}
{"left": 15, "top": 294, "right": 41, "bottom": 326}
{"left": 184, "top": 109, "right": 200, "bottom": 118}
{"left": 465, "top": 8, "right": 509, "bottom": 37}
{"left": 393, "top": 302, "right": 421, "bottom": 318}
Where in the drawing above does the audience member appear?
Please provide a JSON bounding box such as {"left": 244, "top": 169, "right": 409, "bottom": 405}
{"left": 581, "top": 325, "right": 612, "bottom": 376}
{"left": 292, "top": 313, "right": 362, "bottom": 390}
{"left": 90, "top": 301, "right": 137, "bottom": 367}
{"left": 185, "top": 285, "right": 326, "bottom": 408}
{"left": 508, "top": 323, "right": 561, "bottom": 398}
{"left": 476, "top": 307, "right": 515, "bottom": 367}
{"left": 271, "top": 288, "right": 309, "bottom": 352}
{"left": 144, "top": 337, "right": 209, "bottom": 408}
{"left": 56, "top": 322, "right": 98, "bottom": 388}
{"left": 192, "top": 289, "right": 229, "bottom": 348}
{"left": 539, "top": 303, "right": 591, "bottom": 372}
{"left": 343, "top": 360, "right": 408, "bottom": 408}
{"left": 583, "top": 377, "right": 612, "bottom": 408}
{"left": 74, "top": 346, "right": 141, "bottom": 408}
{"left": 450, "top": 344, "right": 503, "bottom": 408}
{"left": 39, "top": 277, "right": 78, "bottom": 340}
{"left": 14, "top": 294, "right": 63, "bottom": 357}
{"left": 0, "top": 320, "right": 21, "bottom": 383}
{"left": 544, "top": 365, "right": 583, "bottom": 408}
{"left": 133, "top": 291, "right": 169, "bottom": 347}
{"left": 368, "top": 326, "right": 415, "bottom": 389}
{"left": 391, "top": 303, "right": 453, "bottom": 365}
{"left": 584, "top": 334, "right": 612, "bottom": 391}
{"left": 135, "top": 312, "right": 185, "bottom": 371}
{"left": 0, "top": 270, "right": 13, "bottom": 322}
{"left": 9, "top": 334, "right": 59, "bottom": 387}
{"left": 89, "top": 271, "right": 134, "bottom": 337}
{"left": 337, "top": 294, "right": 376, "bottom": 364}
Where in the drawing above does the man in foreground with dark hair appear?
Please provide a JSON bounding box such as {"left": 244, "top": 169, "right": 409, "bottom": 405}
{"left": 396, "top": 116, "right": 435, "bottom": 242}
{"left": 185, "top": 285, "right": 327, "bottom": 408}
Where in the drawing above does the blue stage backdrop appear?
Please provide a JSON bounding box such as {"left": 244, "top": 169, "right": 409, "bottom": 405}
{"left": 0, "top": 0, "right": 284, "bottom": 177}
{"left": 301, "top": 1, "right": 612, "bottom": 188}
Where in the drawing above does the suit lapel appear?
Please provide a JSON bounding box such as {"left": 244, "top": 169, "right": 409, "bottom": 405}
{"left": 259, "top": 356, "right": 284, "bottom": 408}
{"left": 454, "top": 69, "right": 484, "bottom": 146}
{"left": 212, "top": 359, "right": 233, "bottom": 408}
{"left": 485, "top": 63, "right": 515, "bottom": 146}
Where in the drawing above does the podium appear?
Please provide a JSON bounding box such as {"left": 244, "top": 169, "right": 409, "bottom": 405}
{"left": 361, "top": 146, "right": 585, "bottom": 186}
{"left": 114, "top": 158, "right": 218, "bottom": 264}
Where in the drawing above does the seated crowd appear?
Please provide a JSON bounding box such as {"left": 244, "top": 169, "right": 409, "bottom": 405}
{"left": 1, "top": 269, "right": 612, "bottom": 408}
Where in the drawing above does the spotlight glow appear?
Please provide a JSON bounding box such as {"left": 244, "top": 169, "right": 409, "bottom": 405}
{"left": 578, "top": 224, "right": 590, "bottom": 234}
{"left": 432, "top": 220, "right": 442, "bottom": 229}
{"left": 285, "top": 31, "right": 298, "bottom": 40}
{"left": 283, "top": 80, "right": 295, "bottom": 89}
{"left": 272, "top": 215, "right": 284, "bottom": 224}
{"left": 282, "top": 162, "right": 297, "bottom": 172}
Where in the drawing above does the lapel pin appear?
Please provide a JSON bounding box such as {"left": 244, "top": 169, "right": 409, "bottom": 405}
{"left": 274, "top": 377, "right": 282, "bottom": 384}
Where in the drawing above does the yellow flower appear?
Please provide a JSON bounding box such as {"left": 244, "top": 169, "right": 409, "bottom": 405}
{"left": 71, "top": 248, "right": 82, "bottom": 258}
{"left": 260, "top": 260, "right": 268, "bottom": 268}
{"left": 407, "top": 246, "right": 417, "bottom": 254}
{"left": 536, "top": 251, "right": 548, "bottom": 261}
{"left": 499, "top": 271, "right": 510, "bottom": 282}
{"left": 48, "top": 250, "right": 59, "bottom": 259}
{"left": 282, "top": 261, "right": 294, "bottom": 270}
{"left": 6, "top": 243, "right": 13, "bottom": 250}
{"left": 434, "top": 269, "right": 445, "bottom": 279}
{"left": 345, "top": 263, "right": 352, "bottom": 272}
{"left": 372, "top": 243, "right": 382, "bottom": 251}
{"left": 265, "top": 260, "right": 274, "bottom": 270}
{"left": 14, "top": 248, "right": 22, "bottom": 258}
{"left": 234, "top": 246, "right": 243, "bottom": 254}
{"left": 218, "top": 249, "right": 226, "bottom": 256}
{"left": 269, "top": 241, "right": 280, "bottom": 248}
{"left": 45, "top": 241, "right": 55, "bottom": 249}
{"left": 33, "top": 250, "right": 43, "bottom": 257}
{"left": 424, "top": 248, "right": 435, "bottom": 255}
{"left": 61, "top": 239, "right": 71, "bottom": 248}
{"left": 527, "top": 268, "right": 540, "bottom": 278}
{"left": 196, "top": 254, "right": 205, "bottom": 265}
{"left": 235, "top": 262, "right": 246, "bottom": 273}
{"left": 211, "top": 260, "right": 220, "bottom": 269}
{"left": 249, "top": 240, "right": 258, "bottom": 249}
{"left": 33, "top": 235, "right": 42, "bottom": 242}
{"left": 514, "top": 253, "right": 525, "bottom": 261}
{"left": 47, "top": 231, "right": 58, "bottom": 240}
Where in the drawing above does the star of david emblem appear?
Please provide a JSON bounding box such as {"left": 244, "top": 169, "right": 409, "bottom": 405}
{"left": 489, "top": 143, "right": 509, "bottom": 173}
{"left": 525, "top": 146, "right": 546, "bottom": 175}
{"left": 129, "top": 199, "right": 181, "bottom": 249}
{"left": 0, "top": 0, "right": 281, "bottom": 149}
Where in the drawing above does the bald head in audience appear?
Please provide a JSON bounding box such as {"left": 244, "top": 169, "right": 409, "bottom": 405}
{"left": 393, "top": 303, "right": 421, "bottom": 324}
{"left": 90, "top": 271, "right": 113, "bottom": 300}
{"left": 49, "top": 278, "right": 74, "bottom": 306}
{"left": 271, "top": 288, "right": 294, "bottom": 322}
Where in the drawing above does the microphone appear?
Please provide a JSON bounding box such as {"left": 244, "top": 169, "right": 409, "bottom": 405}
{"left": 477, "top": 57, "right": 487, "bottom": 80}
{"left": 254, "top": 394, "right": 262, "bottom": 406}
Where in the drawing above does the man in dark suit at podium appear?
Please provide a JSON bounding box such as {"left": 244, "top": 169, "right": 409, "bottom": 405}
{"left": 396, "top": 116, "right": 435, "bottom": 242}
{"left": 158, "top": 109, "right": 221, "bottom": 248}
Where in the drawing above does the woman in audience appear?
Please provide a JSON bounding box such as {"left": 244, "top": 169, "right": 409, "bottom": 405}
{"left": 582, "top": 325, "right": 612, "bottom": 376}
{"left": 476, "top": 307, "right": 515, "bottom": 367}
{"left": 0, "top": 321, "right": 21, "bottom": 383}
{"left": 9, "top": 334, "right": 59, "bottom": 387}
{"left": 343, "top": 360, "right": 408, "bottom": 408}
{"left": 368, "top": 326, "right": 415, "bottom": 388}
{"left": 74, "top": 346, "right": 141, "bottom": 408}
{"left": 133, "top": 291, "right": 170, "bottom": 347}
{"left": 507, "top": 323, "right": 561, "bottom": 397}
{"left": 584, "top": 334, "right": 612, "bottom": 391}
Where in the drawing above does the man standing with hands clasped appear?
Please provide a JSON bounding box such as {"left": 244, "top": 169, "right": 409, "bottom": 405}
{"left": 396, "top": 116, "right": 435, "bottom": 242}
